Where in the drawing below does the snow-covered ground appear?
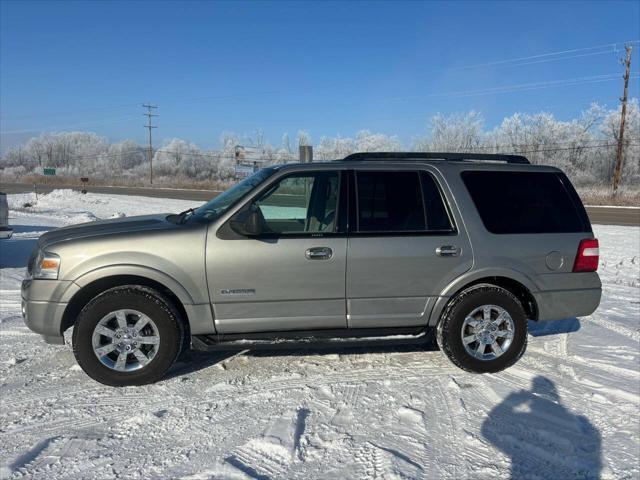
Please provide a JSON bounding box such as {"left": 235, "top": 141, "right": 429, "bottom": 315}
{"left": 0, "top": 190, "right": 638, "bottom": 480}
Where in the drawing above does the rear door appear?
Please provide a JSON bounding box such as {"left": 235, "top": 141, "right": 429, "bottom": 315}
{"left": 346, "top": 167, "right": 472, "bottom": 328}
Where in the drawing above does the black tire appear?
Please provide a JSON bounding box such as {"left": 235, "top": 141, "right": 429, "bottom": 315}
{"left": 437, "top": 284, "right": 527, "bottom": 373}
{"left": 72, "top": 285, "right": 184, "bottom": 386}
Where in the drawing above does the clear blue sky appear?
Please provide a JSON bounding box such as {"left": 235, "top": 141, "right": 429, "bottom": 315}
{"left": 1, "top": 0, "right": 639, "bottom": 152}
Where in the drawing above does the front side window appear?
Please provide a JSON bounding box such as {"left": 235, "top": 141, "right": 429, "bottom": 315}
{"left": 254, "top": 171, "right": 339, "bottom": 234}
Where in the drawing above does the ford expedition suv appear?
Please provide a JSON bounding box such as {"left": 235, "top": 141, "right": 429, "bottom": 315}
{"left": 22, "top": 152, "right": 602, "bottom": 386}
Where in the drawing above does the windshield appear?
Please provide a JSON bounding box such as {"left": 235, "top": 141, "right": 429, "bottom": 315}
{"left": 191, "top": 168, "right": 276, "bottom": 222}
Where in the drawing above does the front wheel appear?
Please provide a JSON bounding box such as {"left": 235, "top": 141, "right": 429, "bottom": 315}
{"left": 72, "top": 286, "right": 184, "bottom": 386}
{"left": 437, "top": 284, "right": 528, "bottom": 373}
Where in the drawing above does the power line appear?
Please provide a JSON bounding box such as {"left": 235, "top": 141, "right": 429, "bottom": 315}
{"left": 511, "top": 50, "right": 624, "bottom": 68}
{"left": 4, "top": 41, "right": 640, "bottom": 129}
{"left": 3, "top": 102, "right": 143, "bottom": 121}
{"left": 456, "top": 40, "right": 640, "bottom": 70}
{"left": 0, "top": 115, "right": 142, "bottom": 135}
{"left": 501, "top": 143, "right": 632, "bottom": 154}
{"left": 426, "top": 73, "right": 638, "bottom": 99}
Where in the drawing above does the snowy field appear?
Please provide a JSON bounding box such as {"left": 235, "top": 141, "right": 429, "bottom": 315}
{"left": 0, "top": 190, "right": 639, "bottom": 480}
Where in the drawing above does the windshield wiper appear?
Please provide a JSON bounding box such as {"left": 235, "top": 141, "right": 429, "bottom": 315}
{"left": 167, "top": 207, "right": 197, "bottom": 225}
{"left": 177, "top": 207, "right": 197, "bottom": 224}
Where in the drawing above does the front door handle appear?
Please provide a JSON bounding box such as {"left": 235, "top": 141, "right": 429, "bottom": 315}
{"left": 305, "top": 247, "right": 333, "bottom": 260}
{"left": 436, "top": 245, "right": 461, "bottom": 257}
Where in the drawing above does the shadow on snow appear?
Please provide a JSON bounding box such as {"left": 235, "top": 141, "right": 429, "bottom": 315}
{"left": 482, "top": 376, "right": 601, "bottom": 479}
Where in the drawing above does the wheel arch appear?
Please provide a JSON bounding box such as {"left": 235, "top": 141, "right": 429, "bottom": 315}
{"left": 428, "top": 274, "right": 538, "bottom": 327}
{"left": 61, "top": 274, "right": 191, "bottom": 337}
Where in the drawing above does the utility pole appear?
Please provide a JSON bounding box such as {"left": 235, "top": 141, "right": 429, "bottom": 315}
{"left": 143, "top": 103, "right": 158, "bottom": 185}
{"left": 613, "top": 45, "right": 632, "bottom": 193}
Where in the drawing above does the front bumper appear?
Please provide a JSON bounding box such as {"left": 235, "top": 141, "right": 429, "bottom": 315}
{"left": 21, "top": 278, "right": 79, "bottom": 345}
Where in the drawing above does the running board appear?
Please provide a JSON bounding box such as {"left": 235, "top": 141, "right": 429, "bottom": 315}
{"left": 191, "top": 327, "right": 433, "bottom": 352}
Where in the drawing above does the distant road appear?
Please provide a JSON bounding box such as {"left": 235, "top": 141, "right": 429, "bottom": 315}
{"left": 2, "top": 182, "right": 638, "bottom": 226}
{"left": 0, "top": 182, "right": 220, "bottom": 201}
{"left": 584, "top": 206, "right": 640, "bottom": 227}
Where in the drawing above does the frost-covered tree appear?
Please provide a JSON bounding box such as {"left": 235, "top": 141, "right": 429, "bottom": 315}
{"left": 297, "top": 130, "right": 311, "bottom": 147}
{"left": 356, "top": 130, "right": 401, "bottom": 152}
{"left": 314, "top": 131, "right": 400, "bottom": 160}
{"left": 415, "top": 111, "right": 484, "bottom": 152}
{"left": 2, "top": 100, "right": 638, "bottom": 187}
{"left": 108, "top": 140, "right": 145, "bottom": 171}
{"left": 281, "top": 133, "right": 291, "bottom": 154}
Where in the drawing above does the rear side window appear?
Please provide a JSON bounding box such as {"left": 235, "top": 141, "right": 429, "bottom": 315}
{"left": 356, "top": 171, "right": 425, "bottom": 232}
{"left": 355, "top": 171, "right": 454, "bottom": 233}
{"left": 461, "top": 171, "right": 590, "bottom": 234}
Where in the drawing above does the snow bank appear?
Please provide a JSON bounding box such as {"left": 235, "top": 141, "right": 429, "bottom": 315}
{"left": 7, "top": 189, "right": 197, "bottom": 226}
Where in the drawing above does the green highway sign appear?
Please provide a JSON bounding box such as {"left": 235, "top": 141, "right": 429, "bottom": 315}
{"left": 43, "top": 168, "right": 56, "bottom": 176}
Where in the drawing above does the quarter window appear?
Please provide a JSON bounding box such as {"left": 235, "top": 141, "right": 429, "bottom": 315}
{"left": 461, "top": 171, "right": 589, "bottom": 234}
{"left": 421, "top": 172, "right": 454, "bottom": 232}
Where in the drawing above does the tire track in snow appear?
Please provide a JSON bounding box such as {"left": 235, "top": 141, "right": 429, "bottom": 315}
{"left": 588, "top": 314, "right": 640, "bottom": 342}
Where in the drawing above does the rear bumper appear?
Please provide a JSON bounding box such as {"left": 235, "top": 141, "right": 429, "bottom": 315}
{"left": 534, "top": 287, "right": 602, "bottom": 321}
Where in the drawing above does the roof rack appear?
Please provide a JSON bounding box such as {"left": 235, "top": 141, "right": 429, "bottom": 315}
{"left": 342, "top": 152, "right": 530, "bottom": 164}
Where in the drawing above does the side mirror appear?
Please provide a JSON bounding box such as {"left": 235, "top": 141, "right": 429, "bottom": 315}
{"left": 229, "top": 206, "right": 262, "bottom": 236}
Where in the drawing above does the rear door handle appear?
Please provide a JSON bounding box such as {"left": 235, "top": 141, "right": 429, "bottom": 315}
{"left": 436, "top": 245, "right": 460, "bottom": 257}
{"left": 305, "top": 247, "right": 333, "bottom": 260}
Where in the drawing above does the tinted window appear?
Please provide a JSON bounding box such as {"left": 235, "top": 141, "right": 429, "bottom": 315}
{"left": 356, "top": 171, "right": 425, "bottom": 232}
{"left": 461, "top": 171, "right": 589, "bottom": 234}
{"left": 254, "top": 171, "right": 339, "bottom": 234}
{"left": 421, "top": 172, "right": 454, "bottom": 231}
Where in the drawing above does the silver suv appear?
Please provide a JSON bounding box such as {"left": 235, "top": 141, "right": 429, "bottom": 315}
{"left": 22, "top": 153, "right": 602, "bottom": 386}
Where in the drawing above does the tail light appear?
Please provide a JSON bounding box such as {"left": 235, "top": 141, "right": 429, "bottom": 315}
{"left": 573, "top": 239, "right": 599, "bottom": 272}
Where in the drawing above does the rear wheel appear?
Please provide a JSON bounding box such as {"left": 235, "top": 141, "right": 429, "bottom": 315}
{"left": 437, "top": 284, "right": 527, "bottom": 373}
{"left": 72, "top": 286, "right": 184, "bottom": 386}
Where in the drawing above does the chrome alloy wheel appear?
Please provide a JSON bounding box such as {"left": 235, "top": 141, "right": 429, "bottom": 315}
{"left": 461, "top": 304, "right": 515, "bottom": 361}
{"left": 91, "top": 309, "right": 160, "bottom": 372}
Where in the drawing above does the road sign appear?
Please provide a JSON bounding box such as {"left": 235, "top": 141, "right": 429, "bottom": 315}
{"left": 235, "top": 164, "right": 255, "bottom": 179}
{"left": 43, "top": 168, "right": 56, "bottom": 176}
{"left": 80, "top": 177, "right": 89, "bottom": 194}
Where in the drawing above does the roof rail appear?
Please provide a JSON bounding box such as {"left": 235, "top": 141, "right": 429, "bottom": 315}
{"left": 342, "top": 152, "right": 530, "bottom": 164}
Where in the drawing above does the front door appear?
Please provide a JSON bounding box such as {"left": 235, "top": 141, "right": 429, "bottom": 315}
{"left": 346, "top": 169, "right": 472, "bottom": 328}
{"left": 207, "top": 170, "right": 347, "bottom": 334}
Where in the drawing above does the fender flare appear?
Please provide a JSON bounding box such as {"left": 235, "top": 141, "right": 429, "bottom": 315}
{"left": 73, "top": 264, "right": 195, "bottom": 306}
{"left": 427, "top": 268, "right": 538, "bottom": 326}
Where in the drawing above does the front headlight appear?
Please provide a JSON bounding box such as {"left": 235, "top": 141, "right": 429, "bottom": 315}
{"left": 33, "top": 252, "right": 61, "bottom": 280}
